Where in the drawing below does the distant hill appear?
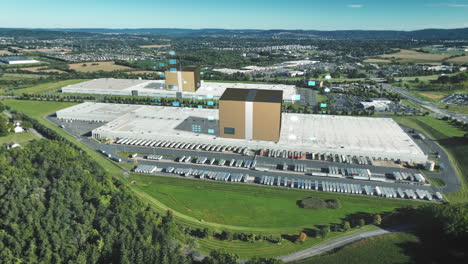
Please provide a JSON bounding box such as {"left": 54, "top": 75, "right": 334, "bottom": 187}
{"left": 1, "top": 27, "right": 468, "bottom": 40}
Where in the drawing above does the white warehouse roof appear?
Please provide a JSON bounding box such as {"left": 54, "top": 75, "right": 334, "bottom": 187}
{"left": 56, "top": 102, "right": 427, "bottom": 163}
{"left": 61, "top": 78, "right": 298, "bottom": 102}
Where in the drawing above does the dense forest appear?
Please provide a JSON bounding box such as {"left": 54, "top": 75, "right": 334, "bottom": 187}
{"left": 0, "top": 140, "right": 193, "bottom": 263}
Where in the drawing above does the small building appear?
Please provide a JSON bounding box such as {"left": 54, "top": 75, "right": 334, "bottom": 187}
{"left": 13, "top": 122, "right": 24, "bottom": 133}
{"left": 288, "top": 71, "right": 304, "bottom": 77}
{"left": 164, "top": 66, "right": 201, "bottom": 92}
{"left": 219, "top": 88, "right": 282, "bottom": 142}
{"left": 425, "top": 160, "right": 436, "bottom": 172}
{"left": 14, "top": 126, "right": 24, "bottom": 133}
{"left": 5, "top": 143, "right": 21, "bottom": 150}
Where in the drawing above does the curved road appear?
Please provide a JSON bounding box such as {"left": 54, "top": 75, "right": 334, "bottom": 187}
{"left": 381, "top": 83, "right": 468, "bottom": 123}
{"left": 277, "top": 225, "right": 414, "bottom": 263}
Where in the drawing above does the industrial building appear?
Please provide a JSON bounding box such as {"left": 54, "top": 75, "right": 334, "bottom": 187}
{"left": 164, "top": 66, "right": 201, "bottom": 92}
{"left": 0, "top": 57, "right": 40, "bottom": 65}
{"left": 359, "top": 98, "right": 394, "bottom": 111}
{"left": 56, "top": 102, "right": 428, "bottom": 163}
{"left": 219, "top": 88, "right": 282, "bottom": 142}
{"left": 61, "top": 78, "right": 298, "bottom": 102}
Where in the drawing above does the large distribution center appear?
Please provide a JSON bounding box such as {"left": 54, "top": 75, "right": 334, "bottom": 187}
{"left": 56, "top": 102, "right": 428, "bottom": 163}
{"left": 219, "top": 88, "right": 282, "bottom": 142}
{"left": 61, "top": 78, "right": 298, "bottom": 102}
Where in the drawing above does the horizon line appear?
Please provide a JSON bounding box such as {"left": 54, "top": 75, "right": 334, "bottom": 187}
{"left": 1, "top": 27, "right": 468, "bottom": 32}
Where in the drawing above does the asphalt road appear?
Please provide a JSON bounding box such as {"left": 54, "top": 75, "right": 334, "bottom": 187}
{"left": 381, "top": 83, "right": 468, "bottom": 123}
{"left": 277, "top": 225, "right": 414, "bottom": 263}
{"left": 399, "top": 124, "right": 461, "bottom": 193}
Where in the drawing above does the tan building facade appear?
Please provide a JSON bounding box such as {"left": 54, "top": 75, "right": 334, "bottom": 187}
{"left": 219, "top": 88, "right": 282, "bottom": 142}
{"left": 165, "top": 66, "right": 201, "bottom": 92}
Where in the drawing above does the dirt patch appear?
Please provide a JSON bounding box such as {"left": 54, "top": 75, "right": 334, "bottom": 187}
{"left": 140, "top": 44, "right": 171, "bottom": 48}
{"left": 372, "top": 160, "right": 404, "bottom": 168}
{"left": 15, "top": 66, "right": 65, "bottom": 73}
{"left": 68, "top": 61, "right": 132, "bottom": 72}
{"left": 419, "top": 92, "right": 445, "bottom": 100}
{"left": 0, "top": 50, "right": 12, "bottom": 54}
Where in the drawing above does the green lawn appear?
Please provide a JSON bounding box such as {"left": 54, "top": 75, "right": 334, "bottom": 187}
{"left": 393, "top": 116, "right": 468, "bottom": 203}
{"left": 315, "top": 93, "right": 328, "bottom": 103}
{"left": 3, "top": 79, "right": 88, "bottom": 95}
{"left": 293, "top": 232, "right": 421, "bottom": 264}
{"left": 427, "top": 177, "right": 446, "bottom": 188}
{"left": 0, "top": 131, "right": 38, "bottom": 145}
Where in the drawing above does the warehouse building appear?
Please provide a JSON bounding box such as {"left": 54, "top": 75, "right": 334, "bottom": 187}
{"left": 61, "top": 78, "right": 298, "bottom": 102}
{"left": 0, "top": 57, "right": 40, "bottom": 65}
{"left": 219, "top": 88, "right": 282, "bottom": 142}
{"left": 56, "top": 102, "right": 428, "bottom": 163}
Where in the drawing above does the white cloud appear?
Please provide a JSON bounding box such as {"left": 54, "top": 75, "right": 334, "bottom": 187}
{"left": 446, "top": 4, "right": 468, "bottom": 7}
{"left": 429, "top": 2, "right": 468, "bottom": 8}
{"left": 348, "top": 4, "right": 363, "bottom": 8}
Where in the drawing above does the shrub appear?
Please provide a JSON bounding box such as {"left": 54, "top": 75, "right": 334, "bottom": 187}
{"left": 298, "top": 197, "right": 341, "bottom": 209}
{"left": 326, "top": 199, "right": 341, "bottom": 209}
{"left": 297, "top": 232, "right": 307, "bottom": 242}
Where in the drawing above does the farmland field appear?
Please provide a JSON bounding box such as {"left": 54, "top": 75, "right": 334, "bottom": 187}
{"left": 68, "top": 61, "right": 132, "bottom": 72}
{"left": 363, "top": 58, "right": 390, "bottom": 63}
{"left": 446, "top": 55, "right": 468, "bottom": 63}
{"left": 380, "top": 49, "right": 450, "bottom": 61}
{"left": 14, "top": 66, "right": 65, "bottom": 74}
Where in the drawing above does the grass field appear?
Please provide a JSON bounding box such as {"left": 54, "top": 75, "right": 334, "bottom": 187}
{"left": 68, "top": 61, "right": 132, "bottom": 72}
{"left": 445, "top": 104, "right": 468, "bottom": 115}
{"left": 293, "top": 232, "right": 421, "bottom": 264}
{"left": 315, "top": 93, "right": 328, "bottom": 103}
{"left": 0, "top": 131, "right": 38, "bottom": 145}
{"left": 393, "top": 116, "right": 468, "bottom": 203}
{"left": 2, "top": 79, "right": 88, "bottom": 95}
{"left": 0, "top": 73, "right": 42, "bottom": 80}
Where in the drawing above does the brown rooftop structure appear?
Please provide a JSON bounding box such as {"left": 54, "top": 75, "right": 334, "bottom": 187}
{"left": 219, "top": 88, "right": 283, "bottom": 142}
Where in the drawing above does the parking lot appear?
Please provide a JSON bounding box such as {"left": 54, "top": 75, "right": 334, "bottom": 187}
{"left": 130, "top": 160, "right": 440, "bottom": 202}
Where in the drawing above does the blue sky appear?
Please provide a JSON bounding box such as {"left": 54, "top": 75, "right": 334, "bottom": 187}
{"left": 0, "top": 0, "right": 467, "bottom": 30}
